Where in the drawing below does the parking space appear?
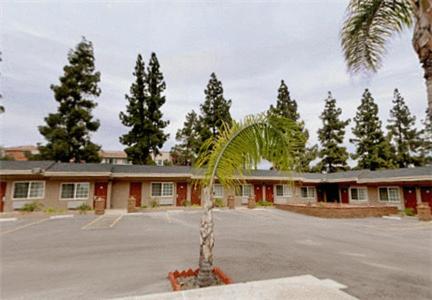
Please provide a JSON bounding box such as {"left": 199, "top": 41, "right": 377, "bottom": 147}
{"left": 1, "top": 208, "right": 431, "bottom": 300}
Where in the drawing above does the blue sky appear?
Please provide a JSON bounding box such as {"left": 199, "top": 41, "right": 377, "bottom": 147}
{"left": 0, "top": 1, "right": 427, "bottom": 155}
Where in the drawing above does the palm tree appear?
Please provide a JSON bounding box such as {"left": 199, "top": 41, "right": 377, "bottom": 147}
{"left": 193, "top": 113, "right": 304, "bottom": 287}
{"left": 341, "top": 0, "right": 432, "bottom": 116}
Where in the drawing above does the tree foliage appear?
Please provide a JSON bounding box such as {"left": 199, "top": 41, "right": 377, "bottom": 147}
{"left": 38, "top": 37, "right": 101, "bottom": 162}
{"left": 199, "top": 73, "right": 232, "bottom": 143}
{"left": 317, "top": 92, "right": 350, "bottom": 173}
{"left": 340, "top": 0, "right": 413, "bottom": 73}
{"left": 170, "top": 110, "right": 201, "bottom": 166}
{"left": 387, "top": 89, "right": 423, "bottom": 167}
{"left": 350, "top": 89, "right": 395, "bottom": 170}
{"left": 268, "top": 80, "right": 317, "bottom": 171}
{"left": 120, "top": 53, "right": 169, "bottom": 164}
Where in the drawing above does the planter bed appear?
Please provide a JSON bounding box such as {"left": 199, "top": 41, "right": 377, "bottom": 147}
{"left": 168, "top": 267, "right": 232, "bottom": 291}
{"left": 275, "top": 203, "right": 398, "bottom": 218}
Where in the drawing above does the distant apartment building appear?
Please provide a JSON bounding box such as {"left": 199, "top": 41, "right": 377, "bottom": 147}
{"left": 152, "top": 151, "right": 172, "bottom": 166}
{"left": 99, "top": 150, "right": 130, "bottom": 165}
{"left": 2, "top": 145, "right": 39, "bottom": 161}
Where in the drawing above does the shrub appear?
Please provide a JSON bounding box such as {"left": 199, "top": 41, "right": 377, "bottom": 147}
{"left": 404, "top": 208, "right": 415, "bottom": 216}
{"left": 182, "top": 200, "right": 191, "bottom": 207}
{"left": 141, "top": 204, "right": 148, "bottom": 209}
{"left": 150, "top": 199, "right": 159, "bottom": 208}
{"left": 20, "top": 201, "right": 42, "bottom": 212}
{"left": 257, "top": 200, "right": 273, "bottom": 207}
{"left": 214, "top": 198, "right": 225, "bottom": 208}
{"left": 191, "top": 204, "right": 201, "bottom": 208}
{"left": 77, "top": 203, "right": 92, "bottom": 214}
{"left": 44, "top": 207, "right": 57, "bottom": 214}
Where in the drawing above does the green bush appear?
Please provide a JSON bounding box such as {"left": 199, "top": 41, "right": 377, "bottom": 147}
{"left": 141, "top": 204, "right": 148, "bottom": 209}
{"left": 150, "top": 199, "right": 159, "bottom": 208}
{"left": 182, "top": 200, "right": 191, "bottom": 207}
{"left": 214, "top": 198, "right": 225, "bottom": 208}
{"left": 404, "top": 208, "right": 415, "bottom": 216}
{"left": 77, "top": 203, "right": 92, "bottom": 214}
{"left": 257, "top": 200, "right": 273, "bottom": 207}
{"left": 20, "top": 201, "right": 42, "bottom": 212}
{"left": 191, "top": 204, "right": 201, "bottom": 208}
{"left": 43, "top": 207, "right": 57, "bottom": 214}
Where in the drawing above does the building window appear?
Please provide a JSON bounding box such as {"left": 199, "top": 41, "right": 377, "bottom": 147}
{"left": 13, "top": 181, "right": 45, "bottom": 199}
{"left": 276, "top": 184, "right": 293, "bottom": 197}
{"left": 60, "top": 183, "right": 90, "bottom": 200}
{"left": 213, "top": 184, "right": 224, "bottom": 198}
{"left": 379, "top": 187, "right": 400, "bottom": 202}
{"left": 235, "top": 184, "right": 252, "bottom": 197}
{"left": 300, "top": 187, "right": 316, "bottom": 199}
{"left": 349, "top": 187, "right": 368, "bottom": 201}
{"left": 152, "top": 183, "right": 173, "bottom": 197}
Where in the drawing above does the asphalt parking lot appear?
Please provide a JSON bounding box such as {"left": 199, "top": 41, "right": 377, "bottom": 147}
{"left": 1, "top": 208, "right": 431, "bottom": 300}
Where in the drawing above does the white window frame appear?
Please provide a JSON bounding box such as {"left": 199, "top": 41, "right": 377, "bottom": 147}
{"left": 151, "top": 182, "right": 174, "bottom": 197}
{"left": 12, "top": 181, "right": 45, "bottom": 200}
{"left": 378, "top": 186, "right": 401, "bottom": 202}
{"left": 236, "top": 184, "right": 252, "bottom": 197}
{"left": 213, "top": 184, "right": 224, "bottom": 198}
{"left": 349, "top": 186, "right": 368, "bottom": 202}
{"left": 276, "top": 184, "right": 293, "bottom": 197}
{"left": 300, "top": 186, "right": 316, "bottom": 199}
{"left": 60, "top": 182, "right": 90, "bottom": 200}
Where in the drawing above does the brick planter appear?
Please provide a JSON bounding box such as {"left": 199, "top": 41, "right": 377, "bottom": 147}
{"left": 94, "top": 197, "right": 105, "bottom": 215}
{"left": 275, "top": 203, "right": 398, "bottom": 218}
{"left": 168, "top": 267, "right": 232, "bottom": 291}
{"left": 127, "top": 196, "right": 137, "bottom": 213}
{"left": 417, "top": 203, "right": 432, "bottom": 221}
{"left": 227, "top": 195, "right": 235, "bottom": 209}
{"left": 248, "top": 195, "right": 256, "bottom": 209}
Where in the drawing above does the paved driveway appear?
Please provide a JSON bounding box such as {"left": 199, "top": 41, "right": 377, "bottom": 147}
{"left": 1, "top": 208, "right": 431, "bottom": 300}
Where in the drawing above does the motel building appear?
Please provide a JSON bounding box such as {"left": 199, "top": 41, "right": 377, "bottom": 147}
{"left": 0, "top": 161, "right": 431, "bottom": 213}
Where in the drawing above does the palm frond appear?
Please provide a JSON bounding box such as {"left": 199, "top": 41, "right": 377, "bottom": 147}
{"left": 194, "top": 113, "right": 305, "bottom": 189}
{"left": 341, "top": 0, "right": 414, "bottom": 73}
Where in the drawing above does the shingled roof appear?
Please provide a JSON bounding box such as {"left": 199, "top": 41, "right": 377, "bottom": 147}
{"left": 0, "top": 161, "right": 430, "bottom": 183}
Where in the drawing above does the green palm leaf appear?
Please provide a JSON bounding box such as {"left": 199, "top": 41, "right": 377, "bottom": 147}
{"left": 341, "top": 0, "right": 414, "bottom": 73}
{"left": 194, "top": 113, "right": 304, "bottom": 191}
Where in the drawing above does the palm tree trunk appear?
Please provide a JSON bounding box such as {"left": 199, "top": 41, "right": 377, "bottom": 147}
{"left": 412, "top": 0, "right": 432, "bottom": 116}
{"left": 197, "top": 184, "right": 215, "bottom": 287}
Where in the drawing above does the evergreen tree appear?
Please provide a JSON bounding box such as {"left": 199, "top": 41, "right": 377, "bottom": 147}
{"left": 170, "top": 110, "right": 201, "bottom": 165}
{"left": 268, "top": 80, "right": 317, "bottom": 171}
{"left": 199, "top": 73, "right": 232, "bottom": 143}
{"left": 120, "top": 53, "right": 169, "bottom": 164}
{"left": 38, "top": 38, "right": 101, "bottom": 162}
{"left": 419, "top": 109, "right": 432, "bottom": 165}
{"left": 350, "top": 89, "right": 395, "bottom": 170}
{"left": 387, "top": 89, "right": 423, "bottom": 167}
{"left": 317, "top": 92, "right": 350, "bottom": 173}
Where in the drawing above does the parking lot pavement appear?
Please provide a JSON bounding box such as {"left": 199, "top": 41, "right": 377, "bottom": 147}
{"left": 1, "top": 208, "right": 431, "bottom": 300}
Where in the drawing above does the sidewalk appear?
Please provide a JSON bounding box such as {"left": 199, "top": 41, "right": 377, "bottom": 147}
{"left": 115, "top": 275, "right": 357, "bottom": 300}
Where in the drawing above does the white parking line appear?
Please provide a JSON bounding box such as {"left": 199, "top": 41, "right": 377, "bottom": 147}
{"left": 0, "top": 218, "right": 50, "bottom": 235}
{"left": 110, "top": 215, "right": 124, "bottom": 228}
{"left": 81, "top": 215, "right": 104, "bottom": 230}
{"left": 50, "top": 214, "right": 74, "bottom": 220}
{"left": 0, "top": 218, "right": 17, "bottom": 222}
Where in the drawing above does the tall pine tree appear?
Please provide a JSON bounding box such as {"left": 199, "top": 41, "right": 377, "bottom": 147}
{"left": 268, "top": 80, "right": 317, "bottom": 171}
{"left": 419, "top": 109, "right": 432, "bottom": 165}
{"left": 199, "top": 73, "right": 232, "bottom": 143}
{"left": 350, "top": 89, "right": 395, "bottom": 170}
{"left": 120, "top": 53, "right": 169, "bottom": 164}
{"left": 387, "top": 89, "right": 422, "bottom": 167}
{"left": 39, "top": 38, "right": 101, "bottom": 162}
{"left": 170, "top": 110, "right": 201, "bottom": 165}
{"left": 317, "top": 92, "right": 350, "bottom": 173}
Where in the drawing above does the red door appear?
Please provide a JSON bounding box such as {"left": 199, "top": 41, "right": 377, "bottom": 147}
{"left": 254, "top": 184, "right": 263, "bottom": 202}
{"left": 265, "top": 184, "right": 274, "bottom": 202}
{"left": 176, "top": 182, "right": 188, "bottom": 206}
{"left": 0, "top": 182, "right": 6, "bottom": 212}
{"left": 420, "top": 187, "right": 432, "bottom": 212}
{"left": 340, "top": 187, "right": 349, "bottom": 204}
{"left": 191, "top": 185, "right": 201, "bottom": 206}
{"left": 94, "top": 182, "right": 108, "bottom": 208}
{"left": 403, "top": 187, "right": 417, "bottom": 212}
{"left": 129, "top": 182, "right": 142, "bottom": 207}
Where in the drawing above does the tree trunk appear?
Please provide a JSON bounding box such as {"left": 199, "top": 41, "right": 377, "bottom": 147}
{"left": 412, "top": 0, "right": 432, "bottom": 117}
{"left": 197, "top": 186, "right": 215, "bottom": 287}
